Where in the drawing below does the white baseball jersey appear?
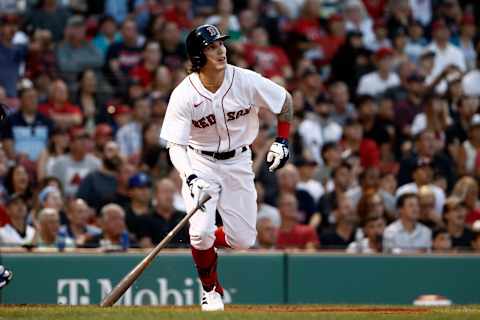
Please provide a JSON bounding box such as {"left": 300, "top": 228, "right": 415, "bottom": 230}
{"left": 160, "top": 64, "right": 286, "bottom": 152}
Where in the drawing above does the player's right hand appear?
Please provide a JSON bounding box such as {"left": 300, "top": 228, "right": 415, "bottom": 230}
{"left": 186, "top": 174, "right": 210, "bottom": 210}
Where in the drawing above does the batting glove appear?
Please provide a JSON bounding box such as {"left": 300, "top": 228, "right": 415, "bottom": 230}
{"left": 186, "top": 174, "right": 210, "bottom": 210}
{"left": 266, "top": 137, "right": 289, "bottom": 172}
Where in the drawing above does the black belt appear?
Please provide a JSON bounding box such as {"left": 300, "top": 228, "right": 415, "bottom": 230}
{"left": 189, "top": 146, "right": 248, "bottom": 160}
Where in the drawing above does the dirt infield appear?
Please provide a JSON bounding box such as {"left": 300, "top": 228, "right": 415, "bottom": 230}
{"left": 226, "top": 305, "right": 432, "bottom": 314}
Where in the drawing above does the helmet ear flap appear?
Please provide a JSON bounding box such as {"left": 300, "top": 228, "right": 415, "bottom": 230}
{"left": 190, "top": 54, "right": 206, "bottom": 71}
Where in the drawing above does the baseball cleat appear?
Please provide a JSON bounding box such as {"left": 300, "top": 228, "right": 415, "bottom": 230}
{"left": 0, "top": 266, "right": 13, "bottom": 289}
{"left": 201, "top": 287, "right": 224, "bottom": 311}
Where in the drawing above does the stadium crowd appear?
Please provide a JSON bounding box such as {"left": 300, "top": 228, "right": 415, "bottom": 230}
{"left": 0, "top": 0, "right": 480, "bottom": 253}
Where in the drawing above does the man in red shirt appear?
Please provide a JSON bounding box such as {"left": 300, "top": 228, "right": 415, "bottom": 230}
{"left": 276, "top": 193, "right": 319, "bottom": 250}
{"left": 38, "top": 79, "right": 82, "bottom": 129}
{"left": 243, "top": 27, "right": 292, "bottom": 79}
{"left": 130, "top": 42, "right": 161, "bottom": 89}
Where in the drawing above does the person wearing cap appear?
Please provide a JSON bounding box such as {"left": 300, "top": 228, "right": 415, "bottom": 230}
{"left": 0, "top": 14, "right": 27, "bottom": 98}
{"left": 0, "top": 194, "right": 35, "bottom": 247}
{"left": 295, "top": 157, "right": 324, "bottom": 203}
{"left": 0, "top": 83, "right": 53, "bottom": 161}
{"left": 50, "top": 127, "right": 101, "bottom": 197}
{"left": 123, "top": 172, "right": 153, "bottom": 247}
{"left": 423, "top": 19, "right": 466, "bottom": 86}
{"left": 396, "top": 157, "right": 446, "bottom": 216}
{"left": 115, "top": 96, "right": 151, "bottom": 160}
{"left": 357, "top": 47, "right": 400, "bottom": 97}
{"left": 298, "top": 95, "right": 343, "bottom": 164}
{"left": 56, "top": 15, "right": 104, "bottom": 86}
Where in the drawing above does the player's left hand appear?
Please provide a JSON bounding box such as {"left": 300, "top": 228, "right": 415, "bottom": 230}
{"left": 266, "top": 137, "right": 289, "bottom": 172}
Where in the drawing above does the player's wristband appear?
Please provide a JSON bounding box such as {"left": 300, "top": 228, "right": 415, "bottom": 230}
{"left": 277, "top": 121, "right": 290, "bottom": 140}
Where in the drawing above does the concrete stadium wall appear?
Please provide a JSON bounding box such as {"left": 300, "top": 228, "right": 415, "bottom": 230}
{"left": 0, "top": 252, "right": 478, "bottom": 305}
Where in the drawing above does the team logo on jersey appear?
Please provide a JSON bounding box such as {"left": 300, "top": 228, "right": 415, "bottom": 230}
{"left": 226, "top": 107, "right": 251, "bottom": 121}
{"left": 191, "top": 107, "right": 252, "bottom": 129}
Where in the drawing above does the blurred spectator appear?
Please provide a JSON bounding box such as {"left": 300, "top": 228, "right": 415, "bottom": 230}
{"left": 91, "top": 15, "right": 121, "bottom": 59}
{"left": 431, "top": 227, "right": 452, "bottom": 252}
{"left": 328, "top": 81, "right": 356, "bottom": 127}
{"left": 242, "top": 26, "right": 292, "bottom": 79}
{"left": 111, "top": 161, "right": 135, "bottom": 208}
{"left": 150, "top": 66, "right": 173, "bottom": 99}
{"left": 0, "top": 14, "right": 27, "bottom": 97}
{"left": 25, "top": 0, "right": 70, "bottom": 42}
{"left": 93, "top": 124, "right": 114, "bottom": 158}
{"left": 116, "top": 96, "right": 151, "bottom": 159}
{"left": 75, "top": 69, "right": 106, "bottom": 134}
{"left": 455, "top": 114, "right": 480, "bottom": 176}
{"left": 276, "top": 164, "right": 317, "bottom": 225}
{"left": 462, "top": 54, "right": 480, "bottom": 97}
{"left": 365, "top": 18, "right": 391, "bottom": 52}
{"left": 4, "top": 164, "right": 32, "bottom": 205}
{"left": 316, "top": 142, "right": 341, "bottom": 188}
{"left": 158, "top": 21, "right": 187, "bottom": 70}
{"left": 343, "top": 0, "right": 374, "bottom": 45}
{"left": 320, "top": 194, "right": 358, "bottom": 250}
{"left": 105, "top": 18, "right": 144, "bottom": 90}
{"left": 452, "top": 14, "right": 476, "bottom": 70}
{"left": 295, "top": 158, "right": 324, "bottom": 203}
{"left": 417, "top": 186, "right": 444, "bottom": 229}
{"left": 77, "top": 141, "right": 121, "bottom": 212}
{"left": 443, "top": 196, "right": 474, "bottom": 250}
{"left": 124, "top": 172, "right": 152, "bottom": 247}
{"left": 130, "top": 42, "right": 162, "bottom": 89}
{"left": 411, "top": 94, "right": 451, "bottom": 139}
{"left": 60, "top": 198, "right": 101, "bottom": 247}
{"left": 56, "top": 15, "right": 104, "bottom": 87}
{"left": 256, "top": 181, "right": 281, "bottom": 228}
{"left": 50, "top": 127, "right": 101, "bottom": 197}
{"left": 330, "top": 30, "right": 370, "bottom": 94}
{"left": 298, "top": 95, "right": 342, "bottom": 164}
{"left": 255, "top": 216, "right": 278, "bottom": 250}
{"left": 0, "top": 194, "right": 34, "bottom": 247}
{"left": 38, "top": 185, "right": 65, "bottom": 221}
{"left": 451, "top": 176, "right": 480, "bottom": 226}
{"left": 25, "top": 29, "right": 57, "bottom": 94}
{"left": 36, "top": 126, "right": 69, "bottom": 181}
{"left": 357, "top": 47, "right": 400, "bottom": 97}
{"left": 38, "top": 79, "right": 83, "bottom": 129}
{"left": 34, "top": 207, "right": 74, "bottom": 248}
{"left": 276, "top": 193, "right": 319, "bottom": 250}
{"left": 163, "top": 0, "right": 194, "bottom": 32}
{"left": 346, "top": 213, "right": 385, "bottom": 253}
{"left": 396, "top": 158, "right": 446, "bottom": 215}
{"left": 340, "top": 118, "right": 380, "bottom": 169}
{"left": 425, "top": 19, "right": 466, "bottom": 84}
{"left": 85, "top": 203, "right": 135, "bottom": 250}
{"left": 383, "top": 193, "right": 431, "bottom": 253}
{"left": 397, "top": 130, "right": 456, "bottom": 190}
{"left": 385, "top": 0, "right": 412, "bottom": 39}
{"left": 357, "top": 95, "right": 391, "bottom": 148}
{"left": 104, "top": 0, "right": 128, "bottom": 25}
{"left": 447, "top": 95, "right": 479, "bottom": 146}
{"left": 405, "top": 20, "right": 428, "bottom": 64}
{"left": 206, "top": 0, "right": 240, "bottom": 38}
{"left": 146, "top": 178, "right": 189, "bottom": 247}
{"left": 0, "top": 83, "right": 53, "bottom": 161}
{"left": 318, "top": 161, "right": 352, "bottom": 227}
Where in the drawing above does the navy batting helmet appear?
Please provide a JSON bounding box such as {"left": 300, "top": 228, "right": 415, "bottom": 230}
{"left": 186, "top": 24, "right": 230, "bottom": 72}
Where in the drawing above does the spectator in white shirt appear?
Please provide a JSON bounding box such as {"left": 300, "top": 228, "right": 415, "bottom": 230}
{"left": 347, "top": 213, "right": 386, "bottom": 254}
{"left": 462, "top": 55, "right": 480, "bottom": 97}
{"left": 357, "top": 47, "right": 400, "bottom": 97}
{"left": 424, "top": 19, "right": 466, "bottom": 88}
{"left": 0, "top": 194, "right": 35, "bottom": 247}
{"left": 383, "top": 193, "right": 432, "bottom": 253}
{"left": 295, "top": 158, "right": 324, "bottom": 203}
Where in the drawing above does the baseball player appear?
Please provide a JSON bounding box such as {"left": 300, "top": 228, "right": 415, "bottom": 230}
{"left": 160, "top": 24, "right": 292, "bottom": 311}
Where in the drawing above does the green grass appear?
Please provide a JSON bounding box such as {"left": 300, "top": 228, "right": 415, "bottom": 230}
{"left": 0, "top": 305, "right": 480, "bottom": 320}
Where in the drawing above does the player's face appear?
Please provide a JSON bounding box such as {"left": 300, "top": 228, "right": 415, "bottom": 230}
{"left": 203, "top": 40, "right": 227, "bottom": 71}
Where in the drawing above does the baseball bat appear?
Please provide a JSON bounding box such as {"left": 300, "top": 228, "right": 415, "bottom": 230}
{"left": 100, "top": 194, "right": 211, "bottom": 307}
